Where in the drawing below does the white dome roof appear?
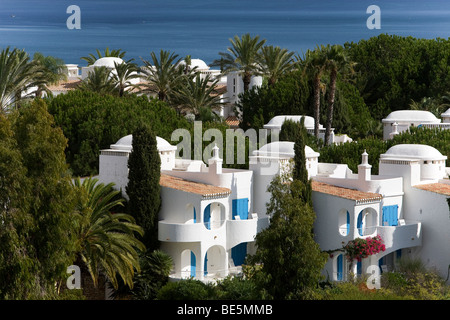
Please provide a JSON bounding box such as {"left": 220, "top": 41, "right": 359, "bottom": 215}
{"left": 110, "top": 134, "right": 176, "bottom": 152}
{"left": 382, "top": 110, "right": 440, "bottom": 123}
{"left": 263, "top": 115, "right": 316, "bottom": 130}
{"left": 178, "top": 58, "right": 209, "bottom": 70}
{"left": 442, "top": 108, "right": 450, "bottom": 118}
{"left": 93, "top": 57, "right": 125, "bottom": 69}
{"left": 253, "top": 141, "right": 319, "bottom": 158}
{"left": 381, "top": 144, "right": 447, "bottom": 161}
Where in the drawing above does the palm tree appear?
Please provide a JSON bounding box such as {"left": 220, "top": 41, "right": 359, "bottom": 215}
{"left": 300, "top": 46, "right": 328, "bottom": 139}
{"left": 170, "top": 73, "right": 225, "bottom": 118}
{"left": 0, "top": 47, "right": 42, "bottom": 111}
{"left": 81, "top": 47, "right": 133, "bottom": 66}
{"left": 32, "top": 52, "right": 68, "bottom": 98}
{"left": 72, "top": 177, "right": 145, "bottom": 290}
{"left": 257, "top": 45, "right": 296, "bottom": 87}
{"left": 78, "top": 66, "right": 117, "bottom": 95}
{"left": 139, "top": 50, "right": 184, "bottom": 101}
{"left": 212, "top": 33, "right": 266, "bottom": 92}
{"left": 323, "top": 44, "right": 353, "bottom": 145}
{"left": 111, "top": 61, "right": 140, "bottom": 97}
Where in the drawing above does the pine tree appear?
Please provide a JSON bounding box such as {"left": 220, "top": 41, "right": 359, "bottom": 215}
{"left": 0, "top": 99, "right": 77, "bottom": 299}
{"left": 126, "top": 124, "right": 161, "bottom": 251}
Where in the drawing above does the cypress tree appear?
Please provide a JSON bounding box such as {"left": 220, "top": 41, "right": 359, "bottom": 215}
{"left": 126, "top": 124, "right": 161, "bottom": 251}
{"left": 291, "top": 118, "right": 312, "bottom": 205}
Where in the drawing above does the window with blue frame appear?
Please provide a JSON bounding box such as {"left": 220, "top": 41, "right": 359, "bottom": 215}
{"left": 357, "top": 211, "right": 364, "bottom": 236}
{"left": 204, "top": 204, "right": 211, "bottom": 230}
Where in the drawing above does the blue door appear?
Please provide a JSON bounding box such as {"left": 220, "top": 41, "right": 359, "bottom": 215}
{"left": 382, "top": 205, "right": 398, "bottom": 226}
{"left": 204, "top": 204, "right": 211, "bottom": 230}
{"left": 232, "top": 198, "right": 249, "bottom": 220}
{"left": 231, "top": 242, "right": 247, "bottom": 266}
{"left": 337, "top": 254, "right": 343, "bottom": 281}
{"left": 190, "top": 251, "right": 196, "bottom": 278}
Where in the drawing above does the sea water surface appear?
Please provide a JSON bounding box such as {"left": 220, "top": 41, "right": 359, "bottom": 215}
{"left": 1, "top": 0, "right": 450, "bottom": 65}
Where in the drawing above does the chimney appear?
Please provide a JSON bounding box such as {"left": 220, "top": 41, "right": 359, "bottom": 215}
{"left": 358, "top": 149, "right": 372, "bottom": 181}
{"left": 208, "top": 144, "right": 222, "bottom": 175}
{"left": 389, "top": 122, "right": 399, "bottom": 140}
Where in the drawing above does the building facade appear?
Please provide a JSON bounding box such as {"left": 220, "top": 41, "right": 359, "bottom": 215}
{"left": 98, "top": 130, "right": 450, "bottom": 284}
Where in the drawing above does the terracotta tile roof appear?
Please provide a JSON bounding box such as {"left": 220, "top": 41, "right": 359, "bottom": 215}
{"left": 212, "top": 84, "right": 227, "bottom": 96}
{"left": 48, "top": 79, "right": 81, "bottom": 91}
{"left": 414, "top": 183, "right": 450, "bottom": 196}
{"left": 159, "top": 174, "right": 231, "bottom": 198}
{"left": 225, "top": 116, "right": 240, "bottom": 127}
{"left": 312, "top": 181, "right": 382, "bottom": 204}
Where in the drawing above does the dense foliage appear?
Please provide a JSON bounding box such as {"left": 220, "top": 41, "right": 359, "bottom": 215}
{"left": 0, "top": 100, "right": 77, "bottom": 299}
{"left": 239, "top": 34, "right": 450, "bottom": 140}
{"left": 46, "top": 90, "right": 191, "bottom": 176}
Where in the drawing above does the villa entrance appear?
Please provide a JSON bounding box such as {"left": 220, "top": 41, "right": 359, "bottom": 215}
{"left": 204, "top": 245, "right": 226, "bottom": 278}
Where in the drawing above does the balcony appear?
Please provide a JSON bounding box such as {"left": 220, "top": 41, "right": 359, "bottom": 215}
{"left": 158, "top": 221, "right": 210, "bottom": 242}
{"left": 375, "top": 220, "right": 422, "bottom": 255}
{"left": 158, "top": 215, "right": 260, "bottom": 246}
{"left": 226, "top": 215, "right": 259, "bottom": 248}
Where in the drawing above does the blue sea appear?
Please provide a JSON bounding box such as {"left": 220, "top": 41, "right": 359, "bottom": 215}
{"left": 1, "top": 0, "right": 450, "bottom": 66}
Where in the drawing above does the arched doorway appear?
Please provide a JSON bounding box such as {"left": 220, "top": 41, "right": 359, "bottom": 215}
{"left": 181, "top": 249, "right": 196, "bottom": 279}
{"left": 204, "top": 245, "right": 226, "bottom": 278}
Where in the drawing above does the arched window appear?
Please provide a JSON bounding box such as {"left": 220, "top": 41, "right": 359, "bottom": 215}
{"left": 357, "top": 208, "right": 378, "bottom": 236}
{"left": 357, "top": 211, "right": 364, "bottom": 236}
{"left": 204, "top": 202, "right": 225, "bottom": 230}
{"left": 185, "top": 204, "right": 196, "bottom": 224}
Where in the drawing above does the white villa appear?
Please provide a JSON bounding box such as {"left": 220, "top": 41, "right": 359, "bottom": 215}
{"left": 382, "top": 109, "right": 450, "bottom": 140}
{"left": 53, "top": 58, "right": 260, "bottom": 126}
{"left": 97, "top": 122, "right": 450, "bottom": 284}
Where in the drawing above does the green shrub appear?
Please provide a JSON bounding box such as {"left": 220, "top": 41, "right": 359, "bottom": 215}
{"left": 156, "top": 279, "right": 215, "bottom": 300}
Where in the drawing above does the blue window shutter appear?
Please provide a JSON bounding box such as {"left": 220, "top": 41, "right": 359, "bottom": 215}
{"left": 190, "top": 252, "right": 196, "bottom": 278}
{"left": 346, "top": 211, "right": 350, "bottom": 236}
{"left": 357, "top": 212, "right": 363, "bottom": 236}
{"left": 204, "top": 253, "right": 208, "bottom": 276}
{"left": 232, "top": 198, "right": 249, "bottom": 220}
{"left": 382, "top": 205, "right": 398, "bottom": 226}
{"left": 337, "top": 254, "right": 343, "bottom": 281}
{"left": 357, "top": 261, "right": 362, "bottom": 275}
{"left": 204, "top": 204, "right": 211, "bottom": 230}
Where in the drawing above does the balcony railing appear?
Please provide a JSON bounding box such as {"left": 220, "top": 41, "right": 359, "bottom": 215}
{"left": 375, "top": 221, "right": 422, "bottom": 255}
{"left": 158, "top": 215, "right": 259, "bottom": 245}
{"left": 352, "top": 221, "right": 422, "bottom": 254}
